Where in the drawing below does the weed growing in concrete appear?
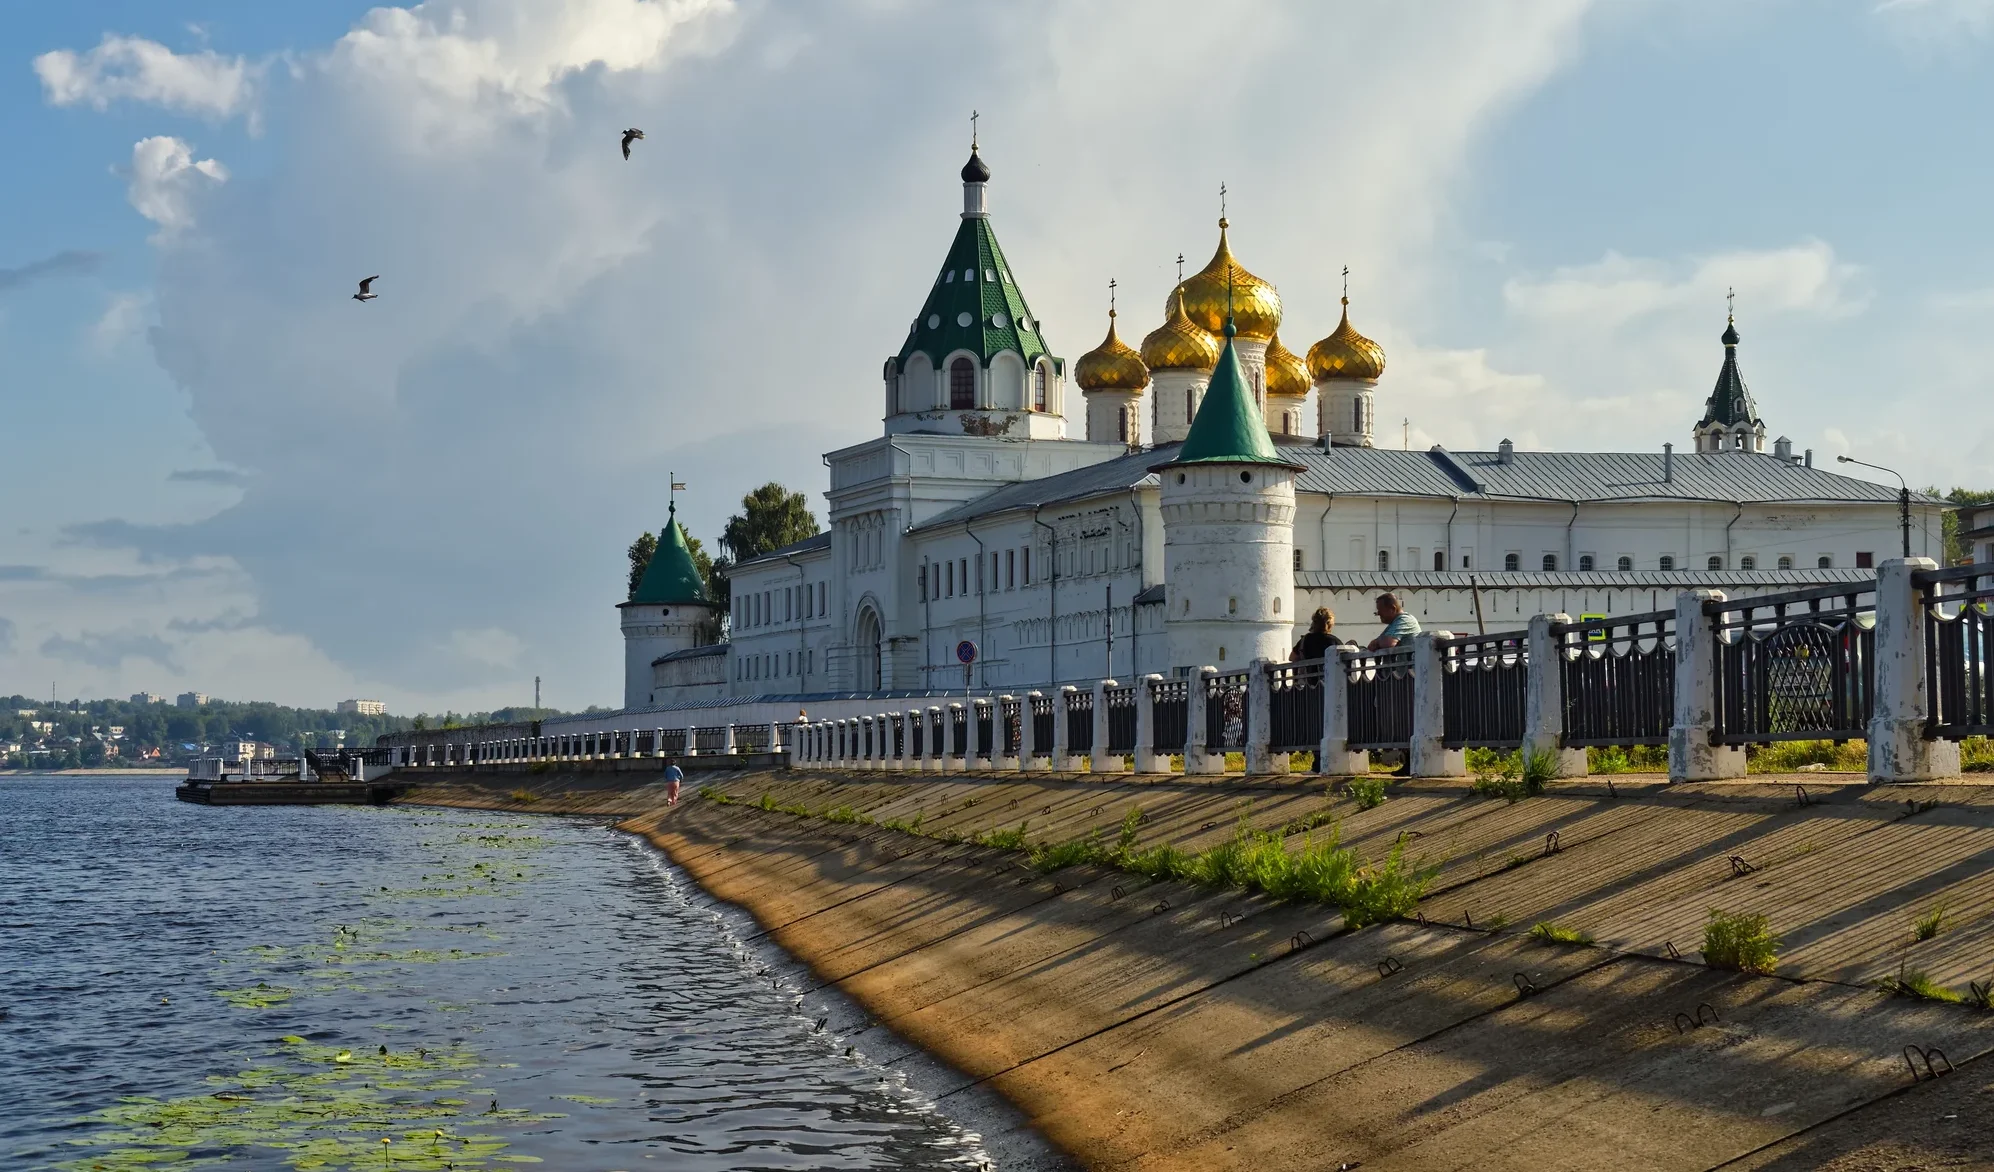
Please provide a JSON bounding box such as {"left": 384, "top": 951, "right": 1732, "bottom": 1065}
{"left": 1027, "top": 832, "right": 1103, "bottom": 872}
{"left": 1882, "top": 967, "right": 1964, "bottom": 1004}
{"left": 820, "top": 805, "right": 870, "bottom": 825}
{"left": 1702, "top": 909, "right": 1779, "bottom": 974}
{"left": 506, "top": 789, "right": 537, "bottom": 804}
{"left": 880, "top": 813, "right": 926, "bottom": 836}
{"left": 1346, "top": 776, "right": 1388, "bottom": 810}
{"left": 1470, "top": 747, "right": 1558, "bottom": 802}
{"left": 1963, "top": 736, "right": 1994, "bottom": 772}
{"left": 1528, "top": 921, "right": 1593, "bottom": 946}
{"left": 1746, "top": 739, "right": 1867, "bottom": 773}
{"left": 977, "top": 821, "right": 1027, "bottom": 849}
{"left": 1586, "top": 745, "right": 1667, "bottom": 774}
{"left": 1279, "top": 805, "right": 1342, "bottom": 836}
{"left": 697, "top": 786, "right": 731, "bottom": 804}
{"left": 755, "top": 793, "right": 777, "bottom": 812}
{"left": 1969, "top": 980, "right": 1994, "bottom": 1010}
{"left": 1914, "top": 902, "right": 1950, "bottom": 942}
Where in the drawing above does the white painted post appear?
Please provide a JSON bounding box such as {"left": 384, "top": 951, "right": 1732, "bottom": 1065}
{"left": 1669, "top": 589, "right": 1748, "bottom": 782}
{"left": 721, "top": 724, "right": 737, "bottom": 756}
{"left": 1870, "top": 558, "right": 1960, "bottom": 782}
{"left": 902, "top": 709, "right": 921, "bottom": 772}
{"left": 1246, "top": 659, "right": 1276, "bottom": 774}
{"left": 1186, "top": 667, "right": 1223, "bottom": 774}
{"left": 967, "top": 700, "right": 987, "bottom": 772}
{"left": 1409, "top": 632, "right": 1467, "bottom": 778}
{"left": 1022, "top": 691, "right": 1046, "bottom": 771}
{"left": 1134, "top": 675, "right": 1167, "bottom": 774}
{"left": 921, "top": 706, "right": 941, "bottom": 772}
{"left": 766, "top": 721, "right": 781, "bottom": 762}
{"left": 858, "top": 717, "right": 872, "bottom": 769}
{"left": 1091, "top": 679, "right": 1117, "bottom": 774}
{"left": 1053, "top": 686, "right": 1077, "bottom": 772}
{"left": 998, "top": 695, "right": 1021, "bottom": 771}
{"left": 1319, "top": 651, "right": 1369, "bottom": 776}
{"left": 1524, "top": 614, "right": 1588, "bottom": 777}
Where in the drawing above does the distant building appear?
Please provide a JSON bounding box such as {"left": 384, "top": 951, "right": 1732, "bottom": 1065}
{"left": 336, "top": 699, "right": 387, "bottom": 716}
{"left": 1961, "top": 502, "right": 1994, "bottom": 565}
{"left": 130, "top": 692, "right": 163, "bottom": 705}
{"left": 106, "top": 726, "right": 125, "bottom": 738}
{"left": 176, "top": 692, "right": 208, "bottom": 708}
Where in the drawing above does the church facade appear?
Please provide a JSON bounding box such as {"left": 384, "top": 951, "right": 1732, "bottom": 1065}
{"left": 622, "top": 147, "right": 1944, "bottom": 711}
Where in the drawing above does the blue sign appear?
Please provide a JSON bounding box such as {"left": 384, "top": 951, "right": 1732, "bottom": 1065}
{"left": 955, "top": 640, "right": 978, "bottom": 665}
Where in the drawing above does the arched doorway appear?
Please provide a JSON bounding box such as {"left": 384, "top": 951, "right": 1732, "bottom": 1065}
{"left": 855, "top": 606, "right": 883, "bottom": 691}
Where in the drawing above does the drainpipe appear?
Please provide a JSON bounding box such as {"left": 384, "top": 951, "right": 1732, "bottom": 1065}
{"left": 1564, "top": 500, "right": 1580, "bottom": 572}
{"left": 1126, "top": 486, "right": 1145, "bottom": 678}
{"left": 1723, "top": 501, "right": 1744, "bottom": 569}
{"left": 967, "top": 525, "right": 987, "bottom": 690}
{"left": 782, "top": 551, "right": 806, "bottom": 693}
{"left": 1442, "top": 496, "right": 1458, "bottom": 572}
{"left": 1034, "top": 505, "right": 1058, "bottom": 685}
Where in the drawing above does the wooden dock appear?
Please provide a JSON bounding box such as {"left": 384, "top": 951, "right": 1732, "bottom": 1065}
{"left": 176, "top": 779, "right": 407, "bottom": 806}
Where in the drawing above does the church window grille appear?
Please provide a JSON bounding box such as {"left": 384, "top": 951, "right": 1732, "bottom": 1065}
{"left": 1618, "top": 556, "right": 1633, "bottom": 572}
{"left": 1434, "top": 550, "right": 1446, "bottom": 571}
{"left": 1504, "top": 553, "right": 1520, "bottom": 572}
{"left": 1378, "top": 550, "right": 1390, "bottom": 571}
{"left": 950, "top": 358, "right": 975, "bottom": 409}
{"left": 1006, "top": 549, "right": 1015, "bottom": 589}
{"left": 1740, "top": 555, "right": 1756, "bottom": 570}
{"left": 1708, "top": 556, "right": 1723, "bottom": 571}
{"left": 1034, "top": 365, "right": 1048, "bottom": 411}
{"left": 1293, "top": 550, "right": 1303, "bottom": 571}
{"left": 1579, "top": 554, "right": 1595, "bottom": 571}
{"left": 1659, "top": 555, "right": 1676, "bottom": 571}
{"left": 1187, "top": 389, "right": 1194, "bottom": 424}
{"left": 1777, "top": 555, "right": 1793, "bottom": 570}
{"left": 1856, "top": 551, "right": 1874, "bottom": 569}
{"left": 1543, "top": 554, "right": 1558, "bottom": 572}
{"left": 1817, "top": 555, "right": 1832, "bottom": 568}
{"left": 1117, "top": 409, "right": 1128, "bottom": 443}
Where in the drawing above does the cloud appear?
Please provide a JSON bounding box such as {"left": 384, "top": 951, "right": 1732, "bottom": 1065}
{"left": 0, "top": 616, "right": 14, "bottom": 654}
{"left": 39, "top": 630, "right": 181, "bottom": 672}
{"left": 166, "top": 468, "right": 247, "bottom": 486}
{"left": 34, "top": 34, "right": 256, "bottom": 120}
{"left": 92, "top": 291, "right": 152, "bottom": 350}
{"left": 1502, "top": 241, "right": 1866, "bottom": 331}
{"left": 123, "top": 136, "right": 227, "bottom": 234}
{"left": 0, "top": 249, "right": 100, "bottom": 293}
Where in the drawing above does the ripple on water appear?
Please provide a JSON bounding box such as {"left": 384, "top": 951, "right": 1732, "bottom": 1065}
{"left": 0, "top": 776, "right": 990, "bottom": 1170}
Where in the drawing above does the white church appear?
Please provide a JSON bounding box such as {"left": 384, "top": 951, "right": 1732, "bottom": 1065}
{"left": 619, "top": 145, "right": 1944, "bottom": 710}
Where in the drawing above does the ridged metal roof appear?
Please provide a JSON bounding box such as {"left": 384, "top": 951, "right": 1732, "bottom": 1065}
{"left": 1294, "top": 568, "right": 1878, "bottom": 590}
{"left": 725, "top": 530, "right": 833, "bottom": 572}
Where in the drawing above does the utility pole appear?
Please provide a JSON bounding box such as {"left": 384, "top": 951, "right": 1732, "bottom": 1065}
{"left": 1836, "top": 455, "right": 1912, "bottom": 559}
{"left": 534, "top": 676, "right": 541, "bottom": 711}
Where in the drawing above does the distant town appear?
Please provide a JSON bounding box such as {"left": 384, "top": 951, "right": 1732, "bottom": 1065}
{"left": 0, "top": 693, "right": 573, "bottom": 771}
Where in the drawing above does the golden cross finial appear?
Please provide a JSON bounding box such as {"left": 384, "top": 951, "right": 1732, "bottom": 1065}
{"left": 1108, "top": 277, "right": 1117, "bottom": 317}
{"left": 1342, "top": 265, "right": 1350, "bottom": 301}
{"left": 970, "top": 109, "right": 979, "bottom": 150}
{"left": 1219, "top": 182, "right": 1227, "bottom": 221}
{"left": 1176, "top": 253, "right": 1185, "bottom": 283}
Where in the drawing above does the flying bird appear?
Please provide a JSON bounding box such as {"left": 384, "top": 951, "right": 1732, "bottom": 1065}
{"left": 621, "top": 128, "right": 645, "bottom": 160}
{"left": 352, "top": 276, "right": 379, "bottom": 302}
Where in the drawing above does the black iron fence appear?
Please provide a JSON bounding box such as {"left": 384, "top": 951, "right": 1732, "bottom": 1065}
{"left": 1066, "top": 689, "right": 1095, "bottom": 754}
{"left": 1152, "top": 678, "right": 1188, "bottom": 757}
{"left": 1920, "top": 564, "right": 1994, "bottom": 740}
{"left": 950, "top": 705, "right": 969, "bottom": 758}
{"left": 1346, "top": 647, "right": 1415, "bottom": 751}
{"left": 733, "top": 724, "right": 771, "bottom": 753}
{"left": 1554, "top": 610, "right": 1676, "bottom": 747}
{"left": 1440, "top": 631, "right": 1529, "bottom": 750}
{"left": 693, "top": 726, "right": 728, "bottom": 753}
{"left": 1030, "top": 693, "right": 1055, "bottom": 757}
{"left": 1001, "top": 697, "right": 1022, "bottom": 757}
{"left": 1710, "top": 583, "right": 1876, "bottom": 744}
{"left": 909, "top": 711, "right": 924, "bottom": 759}
{"left": 1267, "top": 659, "right": 1324, "bottom": 753}
{"left": 1105, "top": 685, "right": 1138, "bottom": 753}
{"left": 976, "top": 702, "right": 994, "bottom": 759}
{"left": 1205, "top": 669, "right": 1250, "bottom": 752}
{"left": 891, "top": 713, "right": 906, "bottom": 759}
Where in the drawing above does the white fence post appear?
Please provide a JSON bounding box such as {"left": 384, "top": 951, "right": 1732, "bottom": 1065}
{"left": 1524, "top": 613, "right": 1588, "bottom": 777}
{"left": 1319, "top": 651, "right": 1368, "bottom": 776}
{"left": 1053, "top": 686, "right": 1077, "bottom": 771}
{"left": 1022, "top": 691, "right": 1046, "bottom": 771}
{"left": 1870, "top": 558, "right": 1960, "bottom": 782}
{"left": 1409, "top": 632, "right": 1466, "bottom": 778}
{"left": 1134, "top": 675, "right": 1166, "bottom": 774}
{"left": 1186, "top": 667, "right": 1222, "bottom": 774}
{"left": 967, "top": 700, "right": 988, "bottom": 772}
{"left": 999, "top": 695, "right": 1021, "bottom": 771}
{"left": 1669, "top": 589, "right": 1748, "bottom": 782}
{"left": 1246, "top": 659, "right": 1276, "bottom": 774}
{"left": 1091, "top": 679, "right": 1117, "bottom": 774}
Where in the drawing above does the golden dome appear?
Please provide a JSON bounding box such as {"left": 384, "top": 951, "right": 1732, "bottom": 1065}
{"left": 1307, "top": 298, "right": 1386, "bottom": 382}
{"left": 1265, "top": 332, "right": 1308, "bottom": 398}
{"left": 1074, "top": 311, "right": 1149, "bottom": 392}
{"left": 1172, "top": 218, "right": 1281, "bottom": 341}
{"left": 1141, "top": 288, "right": 1222, "bottom": 371}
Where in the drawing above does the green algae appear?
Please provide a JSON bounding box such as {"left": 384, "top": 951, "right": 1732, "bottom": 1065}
{"left": 215, "top": 983, "right": 295, "bottom": 1009}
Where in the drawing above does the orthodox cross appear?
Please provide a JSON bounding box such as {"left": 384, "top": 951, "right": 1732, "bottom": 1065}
{"left": 1343, "top": 265, "right": 1350, "bottom": 300}
{"left": 1176, "top": 253, "right": 1185, "bottom": 283}
{"left": 1726, "top": 286, "right": 1735, "bottom": 321}
{"left": 970, "top": 109, "right": 979, "bottom": 150}
{"left": 1108, "top": 277, "right": 1117, "bottom": 316}
{"left": 1219, "top": 182, "right": 1227, "bottom": 221}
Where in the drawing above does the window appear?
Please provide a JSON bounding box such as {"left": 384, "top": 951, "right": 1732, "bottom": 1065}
{"left": 1378, "top": 549, "right": 1390, "bottom": 571}
{"left": 1818, "top": 555, "right": 1833, "bottom": 569}
{"left": 1856, "top": 551, "right": 1874, "bottom": 569}
{"left": 961, "top": 557, "right": 969, "bottom": 594}
{"left": 1187, "top": 388, "right": 1194, "bottom": 424}
{"left": 950, "top": 357, "right": 975, "bottom": 409}
{"left": 1740, "top": 555, "right": 1757, "bottom": 570}
{"left": 1708, "top": 556, "right": 1723, "bottom": 571}
{"left": 1117, "top": 408, "right": 1128, "bottom": 443}
{"left": 1353, "top": 400, "right": 1362, "bottom": 434}
{"left": 1006, "top": 549, "right": 1015, "bottom": 589}
{"left": 1659, "top": 555, "right": 1675, "bottom": 571}
{"left": 1434, "top": 550, "right": 1445, "bottom": 571}
{"left": 1578, "top": 554, "right": 1595, "bottom": 571}
{"left": 1504, "top": 553, "right": 1520, "bottom": 572}
{"left": 1617, "top": 555, "right": 1633, "bottom": 572}
{"left": 1034, "top": 365, "right": 1048, "bottom": 411}
{"left": 991, "top": 552, "right": 999, "bottom": 591}
{"left": 918, "top": 565, "right": 927, "bottom": 602}
{"left": 1282, "top": 413, "right": 1294, "bottom": 436}
{"left": 1543, "top": 554, "right": 1558, "bottom": 572}
{"left": 1777, "top": 555, "right": 1793, "bottom": 570}
{"left": 1293, "top": 549, "right": 1303, "bottom": 571}
{"left": 945, "top": 561, "right": 954, "bottom": 597}
{"left": 1462, "top": 554, "right": 1472, "bottom": 570}
{"left": 817, "top": 581, "right": 825, "bottom": 614}
{"left": 1023, "top": 547, "right": 1031, "bottom": 584}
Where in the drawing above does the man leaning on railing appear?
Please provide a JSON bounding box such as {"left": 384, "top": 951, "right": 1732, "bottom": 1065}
{"left": 1368, "top": 593, "right": 1422, "bottom": 651}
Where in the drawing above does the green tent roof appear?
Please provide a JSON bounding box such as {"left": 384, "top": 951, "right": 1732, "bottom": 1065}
{"left": 629, "top": 504, "right": 710, "bottom": 606}
{"left": 892, "top": 180, "right": 1058, "bottom": 375}
{"left": 1161, "top": 330, "right": 1300, "bottom": 468}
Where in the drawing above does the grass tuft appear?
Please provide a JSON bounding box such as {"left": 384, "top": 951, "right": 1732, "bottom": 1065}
{"left": 1346, "top": 776, "right": 1389, "bottom": 810}
{"left": 1528, "top": 921, "right": 1593, "bottom": 946}
{"left": 1703, "top": 909, "right": 1779, "bottom": 974}
{"left": 1914, "top": 902, "right": 1950, "bottom": 942}
{"left": 1883, "top": 968, "right": 1964, "bottom": 1004}
{"left": 507, "top": 789, "right": 538, "bottom": 804}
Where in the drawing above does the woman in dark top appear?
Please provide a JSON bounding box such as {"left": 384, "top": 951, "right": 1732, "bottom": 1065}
{"left": 1292, "top": 607, "right": 1340, "bottom": 661}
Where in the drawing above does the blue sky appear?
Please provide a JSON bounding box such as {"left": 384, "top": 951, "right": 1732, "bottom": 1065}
{"left": 2, "top": 0, "right": 1990, "bottom": 712}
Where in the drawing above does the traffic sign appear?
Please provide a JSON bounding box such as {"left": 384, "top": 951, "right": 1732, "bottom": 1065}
{"left": 955, "top": 640, "right": 978, "bottom": 665}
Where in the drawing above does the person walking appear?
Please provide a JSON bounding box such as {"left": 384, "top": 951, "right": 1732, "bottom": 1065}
{"left": 663, "top": 757, "right": 684, "bottom": 807}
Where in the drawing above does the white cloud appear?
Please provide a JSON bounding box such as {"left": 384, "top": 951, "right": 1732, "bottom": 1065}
{"left": 34, "top": 35, "right": 255, "bottom": 120}
{"left": 123, "top": 137, "right": 227, "bottom": 235}
{"left": 91, "top": 292, "right": 152, "bottom": 352}
{"left": 1503, "top": 241, "right": 1865, "bottom": 331}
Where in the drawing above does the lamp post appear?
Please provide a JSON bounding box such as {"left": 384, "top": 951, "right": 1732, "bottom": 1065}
{"left": 1836, "top": 455, "right": 1911, "bottom": 560}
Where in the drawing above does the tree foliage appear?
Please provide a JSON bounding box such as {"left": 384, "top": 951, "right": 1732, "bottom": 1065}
{"left": 625, "top": 529, "right": 718, "bottom": 600}
{"left": 721, "top": 483, "right": 821, "bottom": 564}
{"left": 1928, "top": 487, "right": 1994, "bottom": 564}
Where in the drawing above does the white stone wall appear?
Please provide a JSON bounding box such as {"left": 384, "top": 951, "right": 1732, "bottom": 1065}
{"left": 1159, "top": 461, "right": 1296, "bottom": 672}
{"left": 619, "top": 602, "right": 715, "bottom": 709}
{"left": 1148, "top": 369, "right": 1208, "bottom": 444}
{"left": 1316, "top": 378, "right": 1376, "bottom": 447}
{"left": 1083, "top": 389, "right": 1142, "bottom": 447}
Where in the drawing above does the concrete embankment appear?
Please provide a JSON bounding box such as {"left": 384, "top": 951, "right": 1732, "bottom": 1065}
{"left": 401, "top": 768, "right": 1994, "bottom": 1171}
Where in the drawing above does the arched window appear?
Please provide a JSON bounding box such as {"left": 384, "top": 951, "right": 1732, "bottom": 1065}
{"left": 1817, "top": 555, "right": 1833, "bottom": 568}
{"left": 1660, "top": 555, "right": 1676, "bottom": 571}
{"left": 1579, "top": 554, "right": 1595, "bottom": 571}
{"left": 1433, "top": 550, "right": 1445, "bottom": 571}
{"left": 1707, "top": 555, "right": 1723, "bottom": 571}
{"left": 1504, "top": 553, "right": 1520, "bottom": 572}
{"left": 1618, "top": 555, "right": 1633, "bottom": 572}
{"left": 1033, "top": 364, "right": 1048, "bottom": 411}
{"left": 1282, "top": 413, "right": 1294, "bottom": 436}
{"left": 950, "top": 357, "right": 975, "bottom": 409}
{"left": 1542, "top": 554, "right": 1558, "bottom": 571}
{"left": 1378, "top": 549, "right": 1390, "bottom": 571}
{"left": 1740, "top": 555, "right": 1757, "bottom": 570}
{"left": 1777, "top": 555, "right": 1793, "bottom": 570}
{"left": 1353, "top": 400, "right": 1362, "bottom": 434}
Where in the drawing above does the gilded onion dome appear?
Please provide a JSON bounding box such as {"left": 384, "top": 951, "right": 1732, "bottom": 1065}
{"left": 1307, "top": 297, "right": 1387, "bottom": 382}
{"left": 1141, "top": 287, "right": 1223, "bottom": 371}
{"left": 1171, "top": 218, "right": 1282, "bottom": 341}
{"left": 1264, "top": 332, "right": 1309, "bottom": 397}
{"left": 1074, "top": 310, "right": 1149, "bottom": 392}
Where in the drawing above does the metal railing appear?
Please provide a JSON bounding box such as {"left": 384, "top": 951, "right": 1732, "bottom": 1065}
{"left": 1105, "top": 685, "right": 1137, "bottom": 753}
{"left": 950, "top": 706, "right": 969, "bottom": 758}
{"left": 1345, "top": 647, "right": 1415, "bottom": 750}
{"left": 975, "top": 702, "right": 994, "bottom": 759}
{"left": 1710, "top": 583, "right": 1876, "bottom": 744}
{"left": 693, "top": 726, "right": 728, "bottom": 754}
{"left": 1440, "top": 631, "right": 1528, "bottom": 750}
{"left": 732, "top": 724, "right": 771, "bottom": 754}
{"left": 1555, "top": 610, "right": 1676, "bottom": 747}
{"left": 1920, "top": 564, "right": 1994, "bottom": 741}
{"left": 909, "top": 712, "right": 924, "bottom": 759}
{"left": 1030, "top": 694, "right": 1055, "bottom": 757}
{"left": 1205, "top": 669, "right": 1250, "bottom": 752}
{"left": 1062, "top": 690, "right": 1091, "bottom": 754}
{"left": 1267, "top": 659, "right": 1324, "bottom": 753}
{"left": 1001, "top": 697, "right": 1022, "bottom": 757}
{"left": 891, "top": 713, "right": 906, "bottom": 759}
{"left": 1152, "top": 678, "right": 1187, "bottom": 756}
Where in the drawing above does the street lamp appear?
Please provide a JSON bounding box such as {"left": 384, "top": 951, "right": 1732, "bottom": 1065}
{"left": 1836, "top": 454, "right": 1911, "bottom": 560}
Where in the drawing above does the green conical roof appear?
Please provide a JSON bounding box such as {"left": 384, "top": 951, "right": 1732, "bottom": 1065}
{"left": 892, "top": 160, "right": 1058, "bottom": 375}
{"left": 629, "top": 504, "right": 710, "bottom": 606}
{"left": 1162, "top": 329, "right": 1300, "bottom": 468}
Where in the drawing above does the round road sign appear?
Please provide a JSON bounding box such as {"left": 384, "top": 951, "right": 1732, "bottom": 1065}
{"left": 955, "top": 640, "right": 978, "bottom": 665}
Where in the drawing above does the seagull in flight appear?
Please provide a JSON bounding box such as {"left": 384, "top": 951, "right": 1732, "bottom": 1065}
{"left": 352, "top": 276, "right": 379, "bottom": 302}
{"left": 621, "top": 128, "right": 645, "bottom": 160}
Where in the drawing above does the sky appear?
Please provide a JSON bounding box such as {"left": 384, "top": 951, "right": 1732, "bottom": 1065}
{"left": 2, "top": 0, "right": 1992, "bottom": 714}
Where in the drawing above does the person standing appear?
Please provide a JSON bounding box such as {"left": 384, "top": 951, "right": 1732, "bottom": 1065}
{"left": 1292, "top": 607, "right": 1341, "bottom": 661}
{"left": 663, "top": 757, "right": 684, "bottom": 807}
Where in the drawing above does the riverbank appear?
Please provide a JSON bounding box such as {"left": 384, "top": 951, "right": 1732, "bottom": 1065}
{"left": 400, "top": 767, "right": 1994, "bottom": 1171}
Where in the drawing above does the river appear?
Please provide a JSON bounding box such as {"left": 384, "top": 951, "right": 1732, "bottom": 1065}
{"left": 0, "top": 775, "right": 992, "bottom": 1170}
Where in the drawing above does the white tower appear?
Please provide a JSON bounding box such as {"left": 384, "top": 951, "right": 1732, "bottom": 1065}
{"left": 618, "top": 503, "right": 718, "bottom": 708}
{"left": 1310, "top": 280, "right": 1386, "bottom": 447}
{"left": 1155, "top": 319, "right": 1303, "bottom": 672}
{"left": 1076, "top": 287, "right": 1149, "bottom": 447}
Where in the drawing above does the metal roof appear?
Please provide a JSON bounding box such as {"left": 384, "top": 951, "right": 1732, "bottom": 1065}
{"left": 725, "top": 530, "right": 833, "bottom": 573}
{"left": 651, "top": 644, "right": 728, "bottom": 666}
{"left": 912, "top": 447, "right": 1160, "bottom": 531}
{"left": 1295, "top": 568, "right": 1878, "bottom": 590}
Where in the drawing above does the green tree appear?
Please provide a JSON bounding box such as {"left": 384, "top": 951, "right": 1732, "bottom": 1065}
{"left": 627, "top": 530, "right": 658, "bottom": 599}
{"left": 721, "top": 483, "right": 821, "bottom": 564}
{"left": 1935, "top": 487, "right": 1994, "bottom": 564}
